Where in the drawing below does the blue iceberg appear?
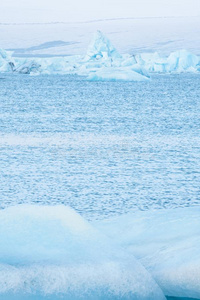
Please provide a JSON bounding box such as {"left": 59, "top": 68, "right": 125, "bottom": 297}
{"left": 85, "top": 30, "right": 122, "bottom": 62}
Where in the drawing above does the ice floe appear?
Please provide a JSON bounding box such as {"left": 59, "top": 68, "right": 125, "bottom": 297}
{"left": 87, "top": 66, "right": 149, "bottom": 81}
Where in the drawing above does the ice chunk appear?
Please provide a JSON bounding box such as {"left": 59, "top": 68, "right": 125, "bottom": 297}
{"left": 135, "top": 50, "right": 200, "bottom": 73}
{"left": 135, "top": 52, "right": 168, "bottom": 72}
{"left": 37, "top": 57, "right": 78, "bottom": 74}
{"left": 87, "top": 66, "right": 150, "bottom": 81}
{"left": 0, "top": 49, "right": 15, "bottom": 73}
{"left": 135, "top": 52, "right": 161, "bottom": 70}
{"left": 0, "top": 205, "right": 165, "bottom": 300}
{"left": 14, "top": 59, "right": 41, "bottom": 74}
{"left": 120, "top": 54, "right": 137, "bottom": 67}
{"left": 94, "top": 207, "right": 200, "bottom": 299}
{"left": 0, "top": 48, "right": 10, "bottom": 60}
{"left": 13, "top": 56, "right": 78, "bottom": 75}
{"left": 167, "top": 49, "right": 200, "bottom": 72}
{"left": 131, "top": 64, "right": 150, "bottom": 78}
{"left": 85, "top": 31, "right": 121, "bottom": 62}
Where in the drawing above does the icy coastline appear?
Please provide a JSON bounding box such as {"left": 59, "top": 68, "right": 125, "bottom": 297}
{"left": 0, "top": 31, "right": 200, "bottom": 80}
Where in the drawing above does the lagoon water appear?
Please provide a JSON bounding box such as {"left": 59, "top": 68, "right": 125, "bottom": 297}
{"left": 0, "top": 73, "right": 200, "bottom": 300}
{"left": 0, "top": 73, "right": 200, "bottom": 220}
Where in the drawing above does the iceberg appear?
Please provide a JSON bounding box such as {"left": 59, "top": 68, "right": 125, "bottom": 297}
{"left": 166, "top": 49, "right": 200, "bottom": 72}
{"left": 14, "top": 59, "right": 41, "bottom": 74}
{"left": 12, "top": 56, "right": 79, "bottom": 75}
{"left": 35, "top": 56, "right": 78, "bottom": 75}
{"left": 85, "top": 30, "right": 121, "bottom": 62}
{"left": 82, "top": 32, "right": 150, "bottom": 81}
{"left": 0, "top": 205, "right": 165, "bottom": 300}
{"left": 94, "top": 207, "right": 200, "bottom": 299}
{"left": 135, "top": 50, "right": 200, "bottom": 73}
{"left": 135, "top": 52, "right": 168, "bottom": 73}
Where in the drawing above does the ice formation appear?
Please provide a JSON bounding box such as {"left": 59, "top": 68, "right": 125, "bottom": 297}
{"left": 0, "top": 31, "right": 200, "bottom": 79}
{"left": 14, "top": 59, "right": 41, "bottom": 74}
{"left": 135, "top": 50, "right": 200, "bottom": 73}
{"left": 0, "top": 49, "right": 15, "bottom": 73}
{"left": 87, "top": 66, "right": 150, "bottom": 81}
{"left": 94, "top": 207, "right": 200, "bottom": 299}
{"left": 0, "top": 205, "right": 165, "bottom": 300}
{"left": 166, "top": 49, "right": 200, "bottom": 72}
{"left": 85, "top": 30, "right": 121, "bottom": 62}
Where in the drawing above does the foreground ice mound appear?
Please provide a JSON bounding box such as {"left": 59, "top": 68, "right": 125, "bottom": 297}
{"left": 85, "top": 30, "right": 121, "bottom": 62}
{"left": 94, "top": 207, "right": 200, "bottom": 299}
{"left": 0, "top": 205, "right": 165, "bottom": 300}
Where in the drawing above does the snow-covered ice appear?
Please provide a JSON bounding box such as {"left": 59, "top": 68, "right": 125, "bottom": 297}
{"left": 1, "top": 204, "right": 199, "bottom": 299}
{"left": 0, "top": 205, "right": 166, "bottom": 300}
{"left": 94, "top": 207, "right": 200, "bottom": 299}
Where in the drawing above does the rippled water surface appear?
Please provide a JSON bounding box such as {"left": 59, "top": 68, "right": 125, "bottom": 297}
{"left": 0, "top": 74, "right": 200, "bottom": 220}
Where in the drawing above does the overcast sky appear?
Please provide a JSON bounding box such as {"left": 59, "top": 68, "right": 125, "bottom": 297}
{"left": 1, "top": 0, "right": 200, "bottom": 23}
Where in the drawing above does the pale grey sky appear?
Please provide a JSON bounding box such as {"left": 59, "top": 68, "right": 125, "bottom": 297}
{"left": 1, "top": 0, "right": 200, "bottom": 23}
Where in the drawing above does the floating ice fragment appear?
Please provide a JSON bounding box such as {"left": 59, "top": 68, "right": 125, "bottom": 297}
{"left": 87, "top": 66, "right": 150, "bottom": 81}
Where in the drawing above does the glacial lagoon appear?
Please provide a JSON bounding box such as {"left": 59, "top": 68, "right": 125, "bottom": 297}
{"left": 0, "top": 73, "right": 200, "bottom": 299}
